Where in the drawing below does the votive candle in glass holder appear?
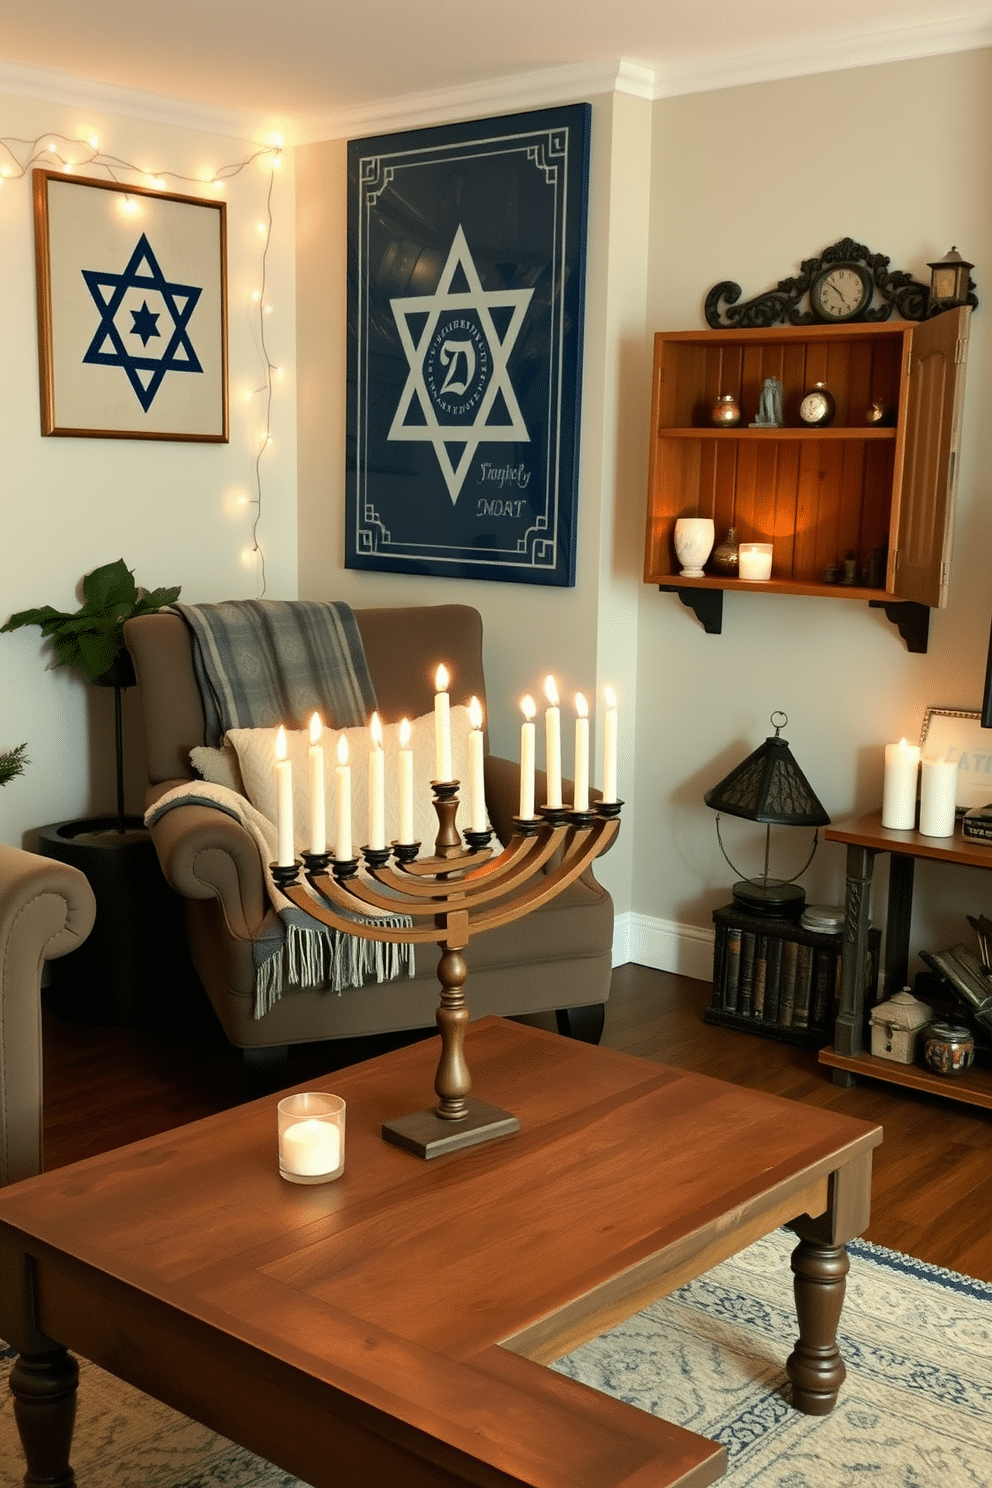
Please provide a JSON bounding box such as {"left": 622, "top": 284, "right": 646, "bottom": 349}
{"left": 278, "top": 1092, "right": 346, "bottom": 1184}
{"left": 738, "top": 543, "right": 774, "bottom": 581}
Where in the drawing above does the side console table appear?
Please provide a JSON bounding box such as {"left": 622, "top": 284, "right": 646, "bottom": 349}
{"left": 818, "top": 810, "right": 992, "bottom": 1110}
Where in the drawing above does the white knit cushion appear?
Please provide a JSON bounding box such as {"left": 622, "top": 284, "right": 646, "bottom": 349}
{"left": 226, "top": 706, "right": 481, "bottom": 855}
{"left": 189, "top": 743, "right": 245, "bottom": 795}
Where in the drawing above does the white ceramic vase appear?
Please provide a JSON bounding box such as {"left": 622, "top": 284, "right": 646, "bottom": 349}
{"left": 673, "top": 517, "right": 715, "bottom": 577}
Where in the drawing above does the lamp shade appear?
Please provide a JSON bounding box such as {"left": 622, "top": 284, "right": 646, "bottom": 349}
{"left": 704, "top": 719, "right": 830, "bottom": 828}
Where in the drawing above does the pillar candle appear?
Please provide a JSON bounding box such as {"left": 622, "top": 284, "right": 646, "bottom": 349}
{"left": 919, "top": 754, "right": 957, "bottom": 837}
{"left": 275, "top": 724, "right": 294, "bottom": 867}
{"left": 573, "top": 693, "right": 589, "bottom": 811}
{"left": 602, "top": 687, "right": 618, "bottom": 802}
{"left": 545, "top": 675, "right": 562, "bottom": 809}
{"left": 281, "top": 1119, "right": 341, "bottom": 1177}
{"left": 519, "top": 696, "right": 536, "bottom": 819}
{"left": 368, "top": 712, "right": 385, "bottom": 850}
{"left": 397, "top": 717, "right": 414, "bottom": 844}
{"left": 335, "top": 734, "right": 352, "bottom": 862}
{"left": 881, "top": 737, "right": 920, "bottom": 830}
{"left": 467, "top": 696, "right": 486, "bottom": 832}
{"left": 434, "top": 664, "right": 453, "bottom": 782}
{"left": 308, "top": 714, "right": 325, "bottom": 855}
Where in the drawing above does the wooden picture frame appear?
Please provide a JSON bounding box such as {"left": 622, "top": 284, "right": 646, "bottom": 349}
{"left": 920, "top": 707, "right": 992, "bottom": 812}
{"left": 345, "top": 104, "right": 590, "bottom": 587}
{"left": 33, "top": 170, "right": 228, "bottom": 441}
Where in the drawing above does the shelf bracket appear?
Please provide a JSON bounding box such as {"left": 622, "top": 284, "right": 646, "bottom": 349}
{"left": 867, "top": 599, "right": 930, "bottom": 653}
{"left": 659, "top": 585, "right": 723, "bottom": 635}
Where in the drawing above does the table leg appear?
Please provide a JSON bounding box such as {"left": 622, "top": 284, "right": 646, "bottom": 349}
{"left": 785, "top": 1237, "right": 849, "bottom": 1415}
{"left": 9, "top": 1343, "right": 79, "bottom": 1487}
{"left": 833, "top": 843, "right": 878, "bottom": 1064}
{"left": 884, "top": 853, "right": 915, "bottom": 993}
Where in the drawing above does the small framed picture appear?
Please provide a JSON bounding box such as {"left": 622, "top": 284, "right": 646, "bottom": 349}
{"left": 920, "top": 707, "right": 992, "bottom": 812}
{"left": 33, "top": 170, "right": 228, "bottom": 441}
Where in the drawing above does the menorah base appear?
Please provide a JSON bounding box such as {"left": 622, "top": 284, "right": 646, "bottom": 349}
{"left": 382, "top": 1099, "right": 520, "bottom": 1159}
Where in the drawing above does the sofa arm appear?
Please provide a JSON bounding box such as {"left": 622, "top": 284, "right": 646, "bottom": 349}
{"left": 0, "top": 844, "right": 96, "bottom": 1185}
{"left": 145, "top": 799, "right": 268, "bottom": 940}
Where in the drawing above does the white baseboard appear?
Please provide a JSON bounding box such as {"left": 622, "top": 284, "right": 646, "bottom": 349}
{"left": 613, "top": 912, "right": 715, "bottom": 983}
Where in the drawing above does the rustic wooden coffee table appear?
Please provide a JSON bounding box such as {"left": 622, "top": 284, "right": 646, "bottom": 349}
{"left": 0, "top": 1019, "right": 881, "bottom": 1488}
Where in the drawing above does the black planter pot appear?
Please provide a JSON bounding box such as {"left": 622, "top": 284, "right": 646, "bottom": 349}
{"left": 37, "top": 817, "right": 187, "bottom": 1025}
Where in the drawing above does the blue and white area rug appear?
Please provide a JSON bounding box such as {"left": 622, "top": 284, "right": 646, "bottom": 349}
{"left": 1, "top": 1228, "right": 989, "bottom": 1487}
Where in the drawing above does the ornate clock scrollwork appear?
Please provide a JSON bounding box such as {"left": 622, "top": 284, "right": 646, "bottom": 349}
{"left": 705, "top": 237, "right": 978, "bottom": 330}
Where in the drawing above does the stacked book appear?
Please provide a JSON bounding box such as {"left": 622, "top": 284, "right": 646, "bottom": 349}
{"left": 706, "top": 903, "right": 879, "bottom": 1048}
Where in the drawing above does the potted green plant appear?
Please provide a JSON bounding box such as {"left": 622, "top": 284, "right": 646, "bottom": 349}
{"left": 0, "top": 743, "right": 28, "bottom": 788}
{"left": 2, "top": 558, "right": 180, "bottom": 832}
{"left": 2, "top": 560, "right": 181, "bottom": 1024}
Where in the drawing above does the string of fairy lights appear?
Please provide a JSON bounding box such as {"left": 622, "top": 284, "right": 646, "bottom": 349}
{"left": 0, "top": 127, "right": 284, "bottom": 594}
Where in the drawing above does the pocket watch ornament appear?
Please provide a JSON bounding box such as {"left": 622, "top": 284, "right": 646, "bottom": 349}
{"left": 798, "top": 382, "right": 835, "bottom": 427}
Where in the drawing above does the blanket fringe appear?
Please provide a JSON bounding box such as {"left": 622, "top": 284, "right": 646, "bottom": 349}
{"left": 254, "top": 919, "right": 415, "bottom": 1019}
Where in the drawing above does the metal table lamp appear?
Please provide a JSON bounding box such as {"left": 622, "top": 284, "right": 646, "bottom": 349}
{"left": 704, "top": 711, "right": 830, "bottom": 918}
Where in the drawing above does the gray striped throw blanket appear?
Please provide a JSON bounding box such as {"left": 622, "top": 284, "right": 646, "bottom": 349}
{"left": 161, "top": 600, "right": 412, "bottom": 1013}
{"left": 171, "top": 598, "right": 378, "bottom": 745}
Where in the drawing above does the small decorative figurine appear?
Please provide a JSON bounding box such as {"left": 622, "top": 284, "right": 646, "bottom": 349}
{"left": 710, "top": 527, "right": 740, "bottom": 575}
{"left": 750, "top": 376, "right": 783, "bottom": 428}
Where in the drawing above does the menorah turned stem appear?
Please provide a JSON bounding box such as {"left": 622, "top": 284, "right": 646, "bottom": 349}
{"left": 277, "top": 782, "right": 620, "bottom": 1158}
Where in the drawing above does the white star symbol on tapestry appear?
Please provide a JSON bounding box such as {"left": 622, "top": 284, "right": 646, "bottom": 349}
{"left": 387, "top": 225, "right": 533, "bottom": 504}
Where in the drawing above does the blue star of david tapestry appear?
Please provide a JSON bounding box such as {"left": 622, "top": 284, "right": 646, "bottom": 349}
{"left": 346, "top": 104, "right": 590, "bottom": 587}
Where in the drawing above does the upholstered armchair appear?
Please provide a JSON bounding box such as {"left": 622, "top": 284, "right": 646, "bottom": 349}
{"left": 0, "top": 844, "right": 96, "bottom": 1185}
{"left": 124, "top": 603, "right": 614, "bottom": 1070}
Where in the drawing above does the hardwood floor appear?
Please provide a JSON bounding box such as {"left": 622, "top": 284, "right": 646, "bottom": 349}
{"left": 40, "top": 962, "right": 992, "bottom": 1282}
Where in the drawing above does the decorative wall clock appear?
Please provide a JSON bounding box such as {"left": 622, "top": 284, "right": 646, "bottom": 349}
{"left": 705, "top": 237, "right": 978, "bottom": 330}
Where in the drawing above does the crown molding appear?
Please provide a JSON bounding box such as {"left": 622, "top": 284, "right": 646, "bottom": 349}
{"left": 0, "top": 58, "right": 267, "bottom": 142}
{"left": 653, "top": 14, "right": 992, "bottom": 98}
{"left": 297, "top": 59, "right": 654, "bottom": 144}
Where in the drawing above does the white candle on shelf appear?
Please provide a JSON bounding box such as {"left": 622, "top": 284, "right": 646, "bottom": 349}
{"left": 434, "top": 664, "right": 453, "bottom": 782}
{"left": 545, "top": 675, "right": 562, "bottom": 809}
{"left": 919, "top": 753, "right": 957, "bottom": 837}
{"left": 738, "top": 543, "right": 773, "bottom": 581}
{"left": 573, "top": 693, "right": 589, "bottom": 812}
{"left": 368, "top": 712, "right": 385, "bottom": 850}
{"left": 397, "top": 718, "right": 414, "bottom": 844}
{"left": 308, "top": 713, "right": 325, "bottom": 855}
{"left": 335, "top": 734, "right": 352, "bottom": 862}
{"left": 467, "top": 696, "right": 486, "bottom": 832}
{"left": 281, "top": 1119, "right": 341, "bottom": 1177}
{"left": 602, "top": 687, "right": 618, "bottom": 803}
{"left": 519, "top": 695, "right": 536, "bottom": 819}
{"left": 881, "top": 737, "right": 920, "bottom": 830}
{"left": 275, "top": 724, "right": 294, "bottom": 867}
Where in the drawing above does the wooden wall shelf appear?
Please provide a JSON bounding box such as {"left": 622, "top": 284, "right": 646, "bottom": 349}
{"left": 644, "top": 314, "right": 970, "bottom": 652}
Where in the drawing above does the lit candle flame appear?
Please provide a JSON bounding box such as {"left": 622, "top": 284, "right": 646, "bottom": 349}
{"left": 309, "top": 713, "right": 322, "bottom": 746}
{"left": 576, "top": 692, "right": 588, "bottom": 718}
{"left": 275, "top": 724, "right": 287, "bottom": 761}
{"left": 399, "top": 717, "right": 411, "bottom": 748}
{"left": 370, "top": 711, "right": 383, "bottom": 749}
{"left": 337, "top": 735, "right": 349, "bottom": 765}
{"left": 605, "top": 686, "right": 617, "bottom": 708}
{"left": 545, "top": 675, "right": 559, "bottom": 707}
{"left": 469, "top": 696, "right": 483, "bottom": 730}
{"left": 435, "top": 663, "right": 450, "bottom": 692}
{"left": 522, "top": 695, "right": 536, "bottom": 721}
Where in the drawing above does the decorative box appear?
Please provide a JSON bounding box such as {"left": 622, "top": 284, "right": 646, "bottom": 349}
{"left": 869, "top": 987, "right": 932, "bottom": 1063}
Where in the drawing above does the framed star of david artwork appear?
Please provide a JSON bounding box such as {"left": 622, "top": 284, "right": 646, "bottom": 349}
{"left": 33, "top": 170, "right": 228, "bottom": 441}
{"left": 346, "top": 103, "right": 590, "bottom": 586}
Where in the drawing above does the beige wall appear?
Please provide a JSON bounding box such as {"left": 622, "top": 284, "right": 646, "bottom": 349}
{"left": 638, "top": 50, "right": 992, "bottom": 973}
{"left": 297, "top": 48, "right": 992, "bottom": 978}
{"left": 0, "top": 90, "right": 298, "bottom": 847}
{"left": 295, "top": 92, "right": 656, "bottom": 914}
